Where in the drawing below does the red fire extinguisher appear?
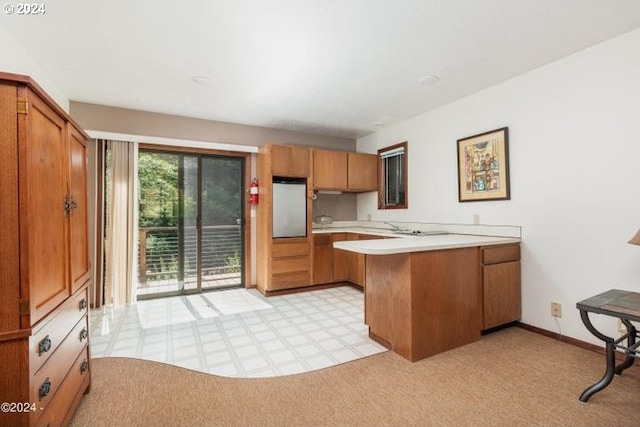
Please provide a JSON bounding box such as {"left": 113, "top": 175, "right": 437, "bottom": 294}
{"left": 249, "top": 178, "right": 259, "bottom": 205}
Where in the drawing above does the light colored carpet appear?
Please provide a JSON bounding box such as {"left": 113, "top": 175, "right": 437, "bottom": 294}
{"left": 70, "top": 327, "right": 640, "bottom": 426}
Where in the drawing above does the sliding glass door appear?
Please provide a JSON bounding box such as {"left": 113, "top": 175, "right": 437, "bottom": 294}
{"left": 137, "top": 150, "right": 245, "bottom": 298}
{"left": 200, "top": 156, "right": 244, "bottom": 291}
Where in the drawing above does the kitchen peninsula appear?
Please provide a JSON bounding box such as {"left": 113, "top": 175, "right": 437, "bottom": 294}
{"left": 333, "top": 230, "right": 521, "bottom": 362}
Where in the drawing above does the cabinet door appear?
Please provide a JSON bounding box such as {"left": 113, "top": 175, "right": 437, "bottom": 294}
{"left": 68, "top": 125, "right": 91, "bottom": 294}
{"left": 347, "top": 153, "right": 377, "bottom": 191}
{"left": 21, "top": 89, "right": 69, "bottom": 325}
{"left": 0, "top": 82, "right": 21, "bottom": 331}
{"left": 332, "top": 233, "right": 349, "bottom": 282}
{"left": 344, "top": 234, "right": 367, "bottom": 287}
{"left": 271, "top": 144, "right": 310, "bottom": 177}
{"left": 313, "top": 150, "right": 347, "bottom": 190}
{"left": 312, "top": 234, "right": 333, "bottom": 284}
{"left": 483, "top": 260, "right": 521, "bottom": 330}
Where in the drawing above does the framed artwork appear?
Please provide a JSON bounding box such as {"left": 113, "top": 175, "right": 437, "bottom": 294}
{"left": 457, "top": 127, "right": 510, "bottom": 202}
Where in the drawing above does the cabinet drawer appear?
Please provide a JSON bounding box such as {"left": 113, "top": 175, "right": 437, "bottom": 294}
{"left": 31, "top": 316, "right": 89, "bottom": 415}
{"left": 313, "top": 234, "right": 331, "bottom": 245}
{"left": 271, "top": 272, "right": 310, "bottom": 290}
{"left": 272, "top": 257, "right": 309, "bottom": 275}
{"left": 35, "top": 346, "right": 90, "bottom": 427}
{"left": 272, "top": 242, "right": 310, "bottom": 258}
{"left": 482, "top": 244, "right": 520, "bottom": 265}
{"left": 30, "top": 287, "right": 88, "bottom": 373}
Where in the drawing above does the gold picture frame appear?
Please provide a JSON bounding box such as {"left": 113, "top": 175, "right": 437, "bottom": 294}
{"left": 457, "top": 127, "right": 510, "bottom": 202}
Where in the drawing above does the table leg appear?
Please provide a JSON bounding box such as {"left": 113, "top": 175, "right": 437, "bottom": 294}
{"left": 614, "top": 319, "right": 637, "bottom": 374}
{"left": 578, "top": 310, "right": 616, "bottom": 403}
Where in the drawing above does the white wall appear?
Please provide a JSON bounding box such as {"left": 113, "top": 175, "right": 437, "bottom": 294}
{"left": 357, "top": 28, "right": 640, "bottom": 345}
{"left": 0, "top": 25, "right": 68, "bottom": 110}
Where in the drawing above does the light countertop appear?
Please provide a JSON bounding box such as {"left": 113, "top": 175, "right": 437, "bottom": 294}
{"left": 331, "top": 233, "right": 520, "bottom": 255}
{"left": 312, "top": 226, "right": 399, "bottom": 238}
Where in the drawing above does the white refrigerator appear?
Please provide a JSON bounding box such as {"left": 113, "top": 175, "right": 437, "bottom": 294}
{"left": 272, "top": 179, "right": 307, "bottom": 238}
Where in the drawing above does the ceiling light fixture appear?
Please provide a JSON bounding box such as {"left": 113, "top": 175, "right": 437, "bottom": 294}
{"left": 190, "top": 75, "right": 213, "bottom": 86}
{"left": 418, "top": 74, "right": 440, "bottom": 86}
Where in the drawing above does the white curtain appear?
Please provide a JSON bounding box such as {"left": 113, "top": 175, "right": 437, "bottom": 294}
{"left": 104, "top": 140, "right": 139, "bottom": 306}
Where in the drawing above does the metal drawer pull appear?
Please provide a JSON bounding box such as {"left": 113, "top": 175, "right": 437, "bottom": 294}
{"left": 80, "top": 360, "right": 89, "bottom": 373}
{"left": 38, "top": 335, "right": 52, "bottom": 355}
{"left": 79, "top": 328, "right": 88, "bottom": 341}
{"left": 39, "top": 378, "right": 51, "bottom": 400}
{"left": 79, "top": 298, "right": 87, "bottom": 310}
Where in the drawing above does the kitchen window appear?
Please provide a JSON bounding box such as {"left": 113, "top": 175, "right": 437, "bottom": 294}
{"left": 378, "top": 141, "right": 407, "bottom": 209}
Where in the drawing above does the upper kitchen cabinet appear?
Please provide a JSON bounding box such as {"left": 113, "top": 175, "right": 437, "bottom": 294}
{"left": 347, "top": 152, "right": 377, "bottom": 191}
{"left": 313, "top": 149, "right": 347, "bottom": 189}
{"left": 312, "top": 149, "right": 377, "bottom": 192}
{"left": 269, "top": 144, "right": 310, "bottom": 177}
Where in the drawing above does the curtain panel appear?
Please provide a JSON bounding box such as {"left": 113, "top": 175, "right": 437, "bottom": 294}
{"left": 103, "top": 140, "right": 139, "bottom": 306}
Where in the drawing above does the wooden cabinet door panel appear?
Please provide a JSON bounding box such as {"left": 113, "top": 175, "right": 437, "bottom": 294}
{"left": 347, "top": 153, "right": 377, "bottom": 191}
{"left": 313, "top": 150, "right": 347, "bottom": 190}
{"left": 272, "top": 257, "right": 309, "bottom": 275}
{"left": 0, "top": 83, "right": 21, "bottom": 331}
{"left": 68, "top": 125, "right": 91, "bottom": 294}
{"left": 270, "top": 272, "right": 310, "bottom": 290}
{"left": 482, "top": 244, "right": 520, "bottom": 265}
{"left": 332, "top": 233, "right": 349, "bottom": 282}
{"left": 272, "top": 242, "right": 310, "bottom": 258}
{"left": 313, "top": 240, "right": 333, "bottom": 284}
{"left": 345, "top": 234, "right": 362, "bottom": 286}
{"left": 483, "top": 261, "right": 521, "bottom": 329}
{"left": 271, "top": 145, "right": 310, "bottom": 177}
{"left": 21, "top": 89, "right": 69, "bottom": 325}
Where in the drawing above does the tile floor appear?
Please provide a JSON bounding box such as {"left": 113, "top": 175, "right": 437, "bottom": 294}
{"left": 89, "top": 285, "right": 387, "bottom": 378}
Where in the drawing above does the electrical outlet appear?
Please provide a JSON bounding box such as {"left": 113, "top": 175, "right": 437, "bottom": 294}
{"left": 551, "top": 302, "right": 562, "bottom": 318}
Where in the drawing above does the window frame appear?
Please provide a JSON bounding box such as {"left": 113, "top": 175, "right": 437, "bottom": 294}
{"left": 377, "top": 141, "right": 408, "bottom": 209}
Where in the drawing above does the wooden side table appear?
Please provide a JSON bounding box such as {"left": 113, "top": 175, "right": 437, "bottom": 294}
{"left": 576, "top": 289, "right": 640, "bottom": 402}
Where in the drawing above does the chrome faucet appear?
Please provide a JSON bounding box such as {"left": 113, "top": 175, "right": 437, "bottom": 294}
{"left": 385, "top": 221, "right": 403, "bottom": 231}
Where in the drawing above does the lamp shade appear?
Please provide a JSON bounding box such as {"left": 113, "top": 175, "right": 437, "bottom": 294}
{"left": 628, "top": 229, "right": 640, "bottom": 246}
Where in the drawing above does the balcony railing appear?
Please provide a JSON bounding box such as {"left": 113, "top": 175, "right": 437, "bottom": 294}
{"left": 138, "top": 224, "right": 242, "bottom": 294}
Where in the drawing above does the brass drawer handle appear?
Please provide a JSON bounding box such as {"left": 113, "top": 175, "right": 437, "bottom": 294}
{"left": 39, "top": 335, "right": 52, "bottom": 355}
{"left": 79, "top": 328, "right": 88, "bottom": 342}
{"left": 80, "top": 360, "right": 89, "bottom": 374}
{"left": 39, "top": 378, "right": 51, "bottom": 400}
{"left": 79, "top": 298, "right": 87, "bottom": 310}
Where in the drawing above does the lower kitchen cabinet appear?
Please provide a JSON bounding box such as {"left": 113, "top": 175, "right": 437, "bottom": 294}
{"left": 312, "top": 234, "right": 333, "bottom": 285}
{"left": 331, "top": 233, "right": 349, "bottom": 282}
{"left": 312, "top": 232, "right": 386, "bottom": 288}
{"left": 481, "top": 244, "right": 521, "bottom": 330}
{"left": 269, "top": 240, "right": 311, "bottom": 291}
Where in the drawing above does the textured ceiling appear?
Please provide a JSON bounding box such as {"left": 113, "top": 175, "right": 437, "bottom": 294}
{"left": 1, "top": 0, "right": 640, "bottom": 139}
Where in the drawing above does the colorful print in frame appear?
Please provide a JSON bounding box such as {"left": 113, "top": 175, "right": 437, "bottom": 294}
{"left": 457, "top": 127, "right": 510, "bottom": 202}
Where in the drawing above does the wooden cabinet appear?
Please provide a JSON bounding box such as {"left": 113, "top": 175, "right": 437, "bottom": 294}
{"left": 313, "top": 149, "right": 347, "bottom": 189}
{"left": 481, "top": 244, "right": 521, "bottom": 330}
{"left": 347, "top": 152, "right": 377, "bottom": 191}
{"left": 331, "top": 233, "right": 349, "bottom": 282}
{"left": 349, "top": 234, "right": 386, "bottom": 287}
{"left": 270, "top": 241, "right": 311, "bottom": 290}
{"left": 257, "top": 144, "right": 313, "bottom": 294}
{"left": 312, "top": 232, "right": 385, "bottom": 288}
{"left": 0, "top": 72, "right": 91, "bottom": 427}
{"left": 312, "top": 234, "right": 333, "bottom": 285}
{"left": 365, "top": 248, "right": 481, "bottom": 362}
{"left": 270, "top": 144, "right": 310, "bottom": 177}
{"left": 312, "top": 149, "right": 377, "bottom": 192}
